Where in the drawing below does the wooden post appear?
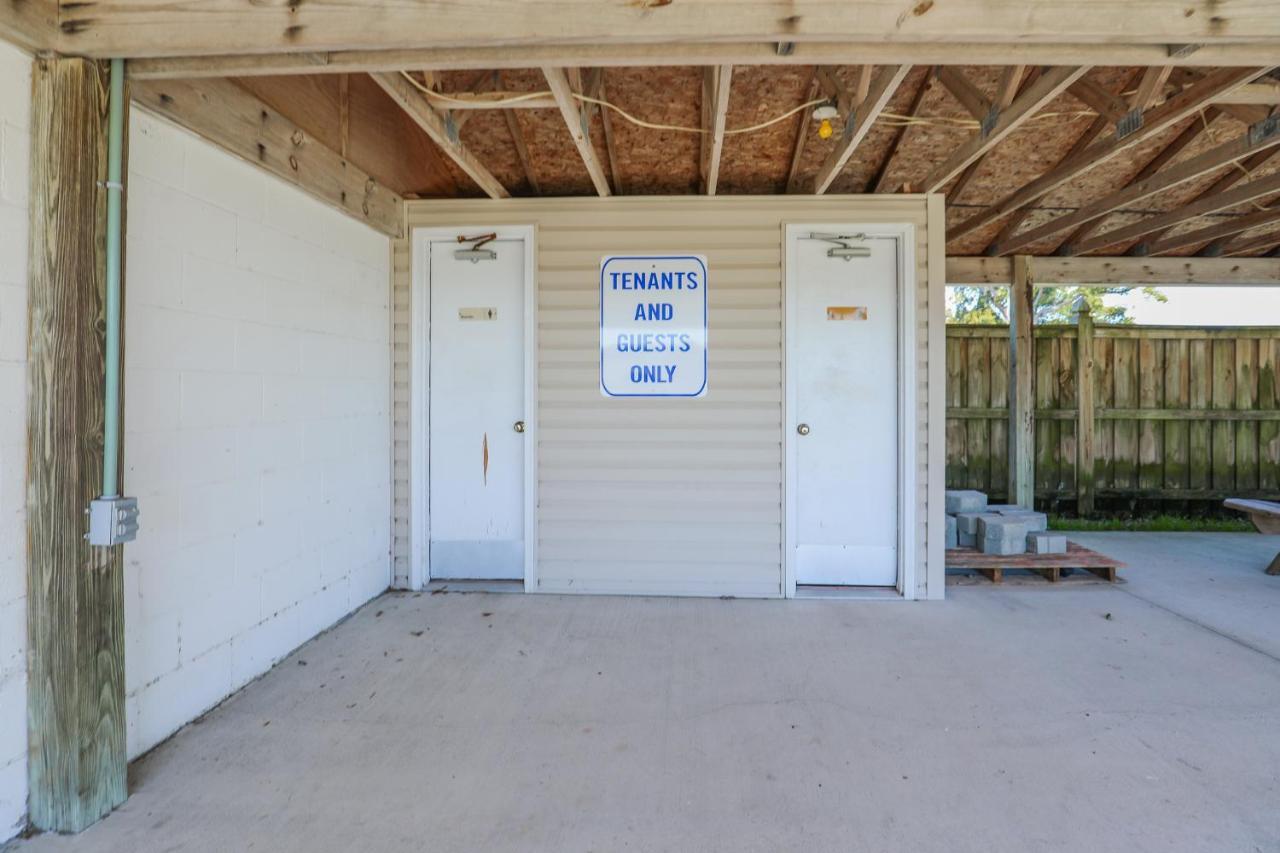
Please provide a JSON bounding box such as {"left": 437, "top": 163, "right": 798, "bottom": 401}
{"left": 1007, "top": 255, "right": 1035, "bottom": 507}
{"left": 1075, "top": 299, "right": 1096, "bottom": 516}
{"left": 27, "top": 55, "right": 128, "bottom": 833}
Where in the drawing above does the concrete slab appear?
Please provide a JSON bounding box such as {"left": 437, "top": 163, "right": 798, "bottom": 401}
{"left": 10, "top": 533, "right": 1280, "bottom": 853}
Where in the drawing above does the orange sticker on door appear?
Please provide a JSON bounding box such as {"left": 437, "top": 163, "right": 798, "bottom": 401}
{"left": 827, "top": 306, "right": 868, "bottom": 321}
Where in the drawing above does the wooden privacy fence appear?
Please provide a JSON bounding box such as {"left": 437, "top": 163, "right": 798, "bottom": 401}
{"left": 946, "top": 312, "right": 1280, "bottom": 512}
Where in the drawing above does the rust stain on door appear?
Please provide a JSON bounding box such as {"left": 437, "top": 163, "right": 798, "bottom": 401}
{"left": 482, "top": 432, "right": 489, "bottom": 485}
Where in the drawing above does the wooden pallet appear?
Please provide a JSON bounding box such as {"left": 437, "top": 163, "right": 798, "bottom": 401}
{"left": 945, "top": 542, "right": 1124, "bottom": 583}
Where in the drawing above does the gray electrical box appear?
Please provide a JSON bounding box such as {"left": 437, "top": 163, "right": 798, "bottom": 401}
{"left": 86, "top": 496, "right": 140, "bottom": 546}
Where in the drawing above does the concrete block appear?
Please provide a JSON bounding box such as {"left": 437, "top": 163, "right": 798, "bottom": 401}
{"left": 986, "top": 504, "right": 1024, "bottom": 514}
{"left": 945, "top": 515, "right": 958, "bottom": 549}
{"left": 945, "top": 490, "right": 988, "bottom": 515}
{"left": 1027, "top": 532, "right": 1068, "bottom": 554}
{"left": 957, "top": 530, "right": 977, "bottom": 548}
{"left": 956, "top": 512, "right": 1001, "bottom": 535}
{"left": 978, "top": 515, "right": 1031, "bottom": 556}
{"left": 998, "top": 510, "right": 1049, "bottom": 532}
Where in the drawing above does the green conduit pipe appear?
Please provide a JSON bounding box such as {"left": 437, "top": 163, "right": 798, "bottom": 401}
{"left": 102, "top": 57, "right": 124, "bottom": 498}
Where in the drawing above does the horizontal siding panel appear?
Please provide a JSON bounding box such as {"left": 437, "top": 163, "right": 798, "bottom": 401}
{"left": 541, "top": 521, "right": 781, "bottom": 546}
{"left": 538, "top": 539, "right": 779, "bottom": 565}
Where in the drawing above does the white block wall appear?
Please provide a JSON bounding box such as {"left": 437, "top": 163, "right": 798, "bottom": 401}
{"left": 0, "top": 41, "right": 31, "bottom": 842}
{"left": 122, "top": 109, "right": 392, "bottom": 758}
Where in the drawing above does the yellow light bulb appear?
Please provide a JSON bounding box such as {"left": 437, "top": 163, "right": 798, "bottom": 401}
{"left": 818, "top": 118, "right": 834, "bottom": 140}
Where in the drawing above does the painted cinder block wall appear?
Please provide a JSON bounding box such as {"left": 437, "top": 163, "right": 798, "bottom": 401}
{"left": 0, "top": 40, "right": 32, "bottom": 841}
{"left": 0, "top": 68, "right": 394, "bottom": 838}
{"left": 121, "top": 109, "right": 393, "bottom": 757}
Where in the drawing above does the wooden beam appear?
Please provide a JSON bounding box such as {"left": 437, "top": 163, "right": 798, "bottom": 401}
{"left": 870, "top": 68, "right": 929, "bottom": 193}
{"left": 55, "top": 1, "right": 1280, "bottom": 59}
{"left": 370, "top": 71, "right": 508, "bottom": 200}
{"left": 703, "top": 64, "right": 734, "bottom": 195}
{"left": 27, "top": 55, "right": 127, "bottom": 834}
{"left": 1, "top": 0, "right": 56, "bottom": 52}
{"left": 597, "top": 71, "right": 623, "bottom": 196}
{"left": 944, "top": 66, "right": 1033, "bottom": 202}
{"left": 1128, "top": 144, "right": 1280, "bottom": 254}
{"left": 1008, "top": 255, "right": 1035, "bottom": 509}
{"left": 1149, "top": 204, "right": 1280, "bottom": 255}
{"left": 934, "top": 66, "right": 992, "bottom": 122}
{"left": 1075, "top": 300, "right": 1096, "bottom": 517}
{"left": 952, "top": 65, "right": 1272, "bottom": 240}
{"left": 786, "top": 72, "right": 821, "bottom": 194}
{"left": 946, "top": 255, "right": 1280, "bottom": 285}
{"left": 1219, "top": 227, "right": 1280, "bottom": 256}
{"left": 925, "top": 66, "right": 1089, "bottom": 193}
{"left": 133, "top": 77, "right": 402, "bottom": 234}
{"left": 1050, "top": 106, "right": 1223, "bottom": 253}
{"left": 988, "top": 119, "right": 1280, "bottom": 256}
{"left": 981, "top": 68, "right": 1149, "bottom": 252}
{"left": 337, "top": 73, "right": 350, "bottom": 159}
{"left": 812, "top": 64, "right": 911, "bottom": 195}
{"left": 126, "top": 42, "right": 1280, "bottom": 81}
{"left": 542, "top": 66, "right": 611, "bottom": 197}
{"left": 1067, "top": 169, "right": 1280, "bottom": 255}
{"left": 1069, "top": 76, "right": 1129, "bottom": 122}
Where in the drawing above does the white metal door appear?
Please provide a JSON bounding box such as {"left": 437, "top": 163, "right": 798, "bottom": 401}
{"left": 792, "top": 235, "right": 899, "bottom": 586}
{"left": 429, "top": 238, "right": 526, "bottom": 580}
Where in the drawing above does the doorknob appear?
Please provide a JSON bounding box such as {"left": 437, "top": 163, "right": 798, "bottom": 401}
{"left": 797, "top": 423, "right": 810, "bottom": 436}
{"left": 513, "top": 420, "right": 526, "bottom": 434}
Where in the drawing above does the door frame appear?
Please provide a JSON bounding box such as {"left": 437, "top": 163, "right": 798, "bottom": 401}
{"left": 782, "top": 222, "right": 918, "bottom": 599}
{"left": 409, "top": 225, "right": 539, "bottom": 592}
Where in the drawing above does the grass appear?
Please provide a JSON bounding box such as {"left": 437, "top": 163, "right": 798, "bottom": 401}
{"left": 1048, "top": 514, "right": 1254, "bottom": 533}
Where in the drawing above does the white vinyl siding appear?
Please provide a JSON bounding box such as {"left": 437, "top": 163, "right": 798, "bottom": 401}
{"left": 394, "top": 196, "right": 943, "bottom": 599}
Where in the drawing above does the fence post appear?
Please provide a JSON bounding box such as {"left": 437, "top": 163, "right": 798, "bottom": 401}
{"left": 1008, "top": 256, "right": 1035, "bottom": 507}
{"left": 1075, "top": 298, "right": 1096, "bottom": 517}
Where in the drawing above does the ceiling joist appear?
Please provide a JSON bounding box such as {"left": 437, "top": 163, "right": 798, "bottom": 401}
{"left": 947, "top": 255, "right": 1280, "bottom": 286}
{"left": 703, "top": 64, "right": 734, "bottom": 195}
{"left": 1149, "top": 204, "right": 1280, "bottom": 256}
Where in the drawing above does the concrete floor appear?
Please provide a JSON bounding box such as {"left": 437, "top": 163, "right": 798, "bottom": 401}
{"left": 11, "top": 533, "right": 1280, "bottom": 853}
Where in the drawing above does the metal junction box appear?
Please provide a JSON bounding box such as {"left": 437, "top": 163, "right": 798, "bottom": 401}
{"left": 86, "top": 496, "right": 140, "bottom": 546}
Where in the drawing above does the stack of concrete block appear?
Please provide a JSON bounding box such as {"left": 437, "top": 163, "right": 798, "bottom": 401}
{"left": 944, "top": 490, "right": 1063, "bottom": 555}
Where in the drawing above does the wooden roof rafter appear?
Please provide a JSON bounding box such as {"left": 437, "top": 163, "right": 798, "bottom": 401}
{"left": 542, "top": 66, "right": 612, "bottom": 196}
{"left": 954, "top": 65, "right": 1274, "bottom": 242}
{"left": 370, "top": 71, "right": 510, "bottom": 198}
{"left": 812, "top": 64, "right": 911, "bottom": 194}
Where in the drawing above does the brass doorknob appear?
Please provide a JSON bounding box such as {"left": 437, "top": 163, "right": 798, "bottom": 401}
{"left": 514, "top": 420, "right": 526, "bottom": 433}
{"left": 797, "top": 423, "right": 810, "bottom": 436}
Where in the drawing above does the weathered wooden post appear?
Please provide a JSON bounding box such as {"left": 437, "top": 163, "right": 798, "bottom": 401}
{"left": 26, "top": 55, "right": 128, "bottom": 832}
{"left": 1007, "top": 255, "right": 1035, "bottom": 507}
{"left": 1075, "top": 298, "right": 1096, "bottom": 517}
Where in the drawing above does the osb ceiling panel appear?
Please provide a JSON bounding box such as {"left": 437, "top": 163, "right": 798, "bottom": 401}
{"left": 603, "top": 66, "right": 701, "bottom": 194}
{"left": 718, "top": 64, "right": 812, "bottom": 194}
{"left": 252, "top": 64, "right": 1280, "bottom": 257}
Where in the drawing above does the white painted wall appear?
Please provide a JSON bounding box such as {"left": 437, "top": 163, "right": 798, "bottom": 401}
{"left": 0, "top": 40, "right": 31, "bottom": 842}
{"left": 121, "top": 109, "right": 392, "bottom": 758}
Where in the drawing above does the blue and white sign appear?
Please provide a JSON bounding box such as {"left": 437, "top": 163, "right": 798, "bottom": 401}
{"left": 600, "top": 255, "right": 708, "bottom": 398}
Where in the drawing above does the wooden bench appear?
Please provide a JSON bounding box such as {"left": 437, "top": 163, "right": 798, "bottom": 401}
{"left": 1224, "top": 499, "right": 1280, "bottom": 576}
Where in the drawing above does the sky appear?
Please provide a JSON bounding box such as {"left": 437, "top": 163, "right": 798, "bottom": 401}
{"left": 1103, "top": 285, "right": 1280, "bottom": 325}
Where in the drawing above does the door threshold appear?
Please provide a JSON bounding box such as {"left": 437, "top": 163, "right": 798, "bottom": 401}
{"left": 425, "top": 579, "right": 525, "bottom": 595}
{"left": 795, "top": 585, "right": 903, "bottom": 601}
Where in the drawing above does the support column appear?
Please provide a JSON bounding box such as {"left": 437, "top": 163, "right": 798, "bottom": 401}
{"left": 1007, "top": 255, "right": 1035, "bottom": 507}
{"left": 26, "top": 55, "right": 128, "bottom": 833}
{"left": 1075, "top": 299, "right": 1096, "bottom": 517}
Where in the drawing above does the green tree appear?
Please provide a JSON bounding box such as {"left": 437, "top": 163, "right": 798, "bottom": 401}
{"left": 948, "top": 285, "right": 1166, "bottom": 325}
